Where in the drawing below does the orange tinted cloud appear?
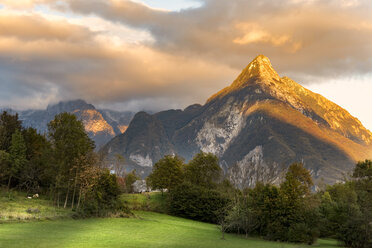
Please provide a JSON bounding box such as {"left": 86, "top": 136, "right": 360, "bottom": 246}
{"left": 0, "top": 13, "right": 236, "bottom": 110}
{"left": 59, "top": 0, "right": 372, "bottom": 78}
{"left": 1, "top": 0, "right": 48, "bottom": 8}
{"left": 0, "top": 14, "right": 93, "bottom": 41}
{"left": 0, "top": 0, "right": 372, "bottom": 112}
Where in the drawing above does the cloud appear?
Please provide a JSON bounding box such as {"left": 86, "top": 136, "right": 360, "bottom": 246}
{"left": 60, "top": 0, "right": 372, "bottom": 79}
{"left": 0, "top": 14, "right": 93, "bottom": 41}
{"left": 0, "top": 12, "right": 236, "bottom": 110}
{"left": 0, "top": 0, "right": 48, "bottom": 9}
{"left": 232, "top": 22, "right": 300, "bottom": 52}
{"left": 0, "top": 0, "right": 372, "bottom": 112}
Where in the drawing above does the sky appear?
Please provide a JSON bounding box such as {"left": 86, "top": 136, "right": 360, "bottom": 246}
{"left": 0, "top": 0, "right": 372, "bottom": 130}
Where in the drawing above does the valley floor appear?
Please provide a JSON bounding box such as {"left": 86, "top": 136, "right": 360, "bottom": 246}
{"left": 0, "top": 211, "right": 340, "bottom": 248}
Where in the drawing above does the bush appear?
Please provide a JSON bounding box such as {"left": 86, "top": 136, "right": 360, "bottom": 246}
{"left": 168, "top": 182, "right": 230, "bottom": 223}
{"left": 319, "top": 160, "right": 372, "bottom": 248}
{"left": 287, "top": 222, "right": 317, "bottom": 244}
{"left": 241, "top": 165, "right": 319, "bottom": 244}
{"left": 147, "top": 155, "right": 184, "bottom": 192}
{"left": 79, "top": 169, "right": 130, "bottom": 217}
{"left": 339, "top": 216, "right": 370, "bottom": 248}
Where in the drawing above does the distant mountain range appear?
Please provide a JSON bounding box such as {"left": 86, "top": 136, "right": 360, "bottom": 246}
{"left": 99, "top": 55, "right": 372, "bottom": 188}
{"left": 1, "top": 100, "right": 134, "bottom": 149}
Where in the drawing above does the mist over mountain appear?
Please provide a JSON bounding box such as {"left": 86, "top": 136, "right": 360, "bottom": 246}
{"left": 100, "top": 55, "right": 372, "bottom": 188}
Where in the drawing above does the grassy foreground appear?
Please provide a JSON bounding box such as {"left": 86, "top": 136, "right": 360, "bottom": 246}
{"left": 0, "top": 190, "right": 72, "bottom": 223}
{"left": 0, "top": 211, "right": 340, "bottom": 248}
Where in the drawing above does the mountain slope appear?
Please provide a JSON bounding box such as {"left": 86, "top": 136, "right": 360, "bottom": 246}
{"left": 101, "top": 111, "right": 175, "bottom": 175}
{"left": 101, "top": 55, "right": 372, "bottom": 186}
{"left": 2, "top": 100, "right": 134, "bottom": 149}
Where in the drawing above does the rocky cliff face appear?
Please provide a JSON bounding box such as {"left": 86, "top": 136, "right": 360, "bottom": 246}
{"left": 3, "top": 100, "right": 134, "bottom": 149}
{"left": 101, "top": 55, "right": 372, "bottom": 187}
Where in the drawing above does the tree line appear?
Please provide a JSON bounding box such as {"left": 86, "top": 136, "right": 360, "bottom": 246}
{"left": 1, "top": 110, "right": 370, "bottom": 247}
{"left": 147, "top": 153, "right": 371, "bottom": 248}
{"left": 0, "top": 111, "right": 128, "bottom": 217}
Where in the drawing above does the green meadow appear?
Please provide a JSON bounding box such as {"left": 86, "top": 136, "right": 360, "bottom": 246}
{"left": 120, "top": 192, "right": 168, "bottom": 212}
{"left": 0, "top": 211, "right": 340, "bottom": 248}
{"left": 0, "top": 190, "right": 73, "bottom": 223}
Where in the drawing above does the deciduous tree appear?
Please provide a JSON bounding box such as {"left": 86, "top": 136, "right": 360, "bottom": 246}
{"left": 0, "top": 111, "right": 22, "bottom": 152}
{"left": 48, "top": 113, "right": 95, "bottom": 208}
{"left": 147, "top": 155, "right": 184, "bottom": 193}
{"left": 185, "top": 152, "right": 222, "bottom": 187}
{"left": 8, "top": 130, "right": 27, "bottom": 190}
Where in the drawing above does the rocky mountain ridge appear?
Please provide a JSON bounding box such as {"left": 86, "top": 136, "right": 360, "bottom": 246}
{"left": 100, "top": 55, "right": 372, "bottom": 187}
{"left": 1, "top": 100, "right": 135, "bottom": 149}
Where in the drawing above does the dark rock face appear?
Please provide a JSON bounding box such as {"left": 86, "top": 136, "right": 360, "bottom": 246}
{"left": 100, "top": 112, "right": 175, "bottom": 177}
{"left": 102, "top": 55, "right": 372, "bottom": 187}
{"left": 2, "top": 100, "right": 134, "bottom": 149}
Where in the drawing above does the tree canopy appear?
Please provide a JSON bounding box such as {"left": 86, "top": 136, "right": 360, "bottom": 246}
{"left": 185, "top": 152, "right": 222, "bottom": 187}
{"left": 147, "top": 155, "right": 185, "bottom": 192}
{"left": 0, "top": 111, "right": 22, "bottom": 151}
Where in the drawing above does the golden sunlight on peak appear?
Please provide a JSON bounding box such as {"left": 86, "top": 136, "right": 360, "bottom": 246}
{"left": 80, "top": 110, "right": 115, "bottom": 136}
{"left": 118, "top": 125, "right": 128, "bottom": 134}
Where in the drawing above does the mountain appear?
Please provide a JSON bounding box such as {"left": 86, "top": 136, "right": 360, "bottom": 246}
{"left": 100, "top": 55, "right": 372, "bottom": 187}
{"left": 1, "top": 100, "right": 135, "bottom": 149}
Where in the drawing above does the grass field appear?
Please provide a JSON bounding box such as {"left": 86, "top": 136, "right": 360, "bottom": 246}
{"left": 0, "top": 211, "right": 340, "bottom": 248}
{"left": 120, "top": 192, "right": 168, "bottom": 212}
{"left": 0, "top": 190, "right": 73, "bottom": 223}
{"left": 0, "top": 190, "right": 167, "bottom": 224}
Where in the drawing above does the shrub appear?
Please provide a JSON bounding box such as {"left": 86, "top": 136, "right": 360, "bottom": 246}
{"left": 79, "top": 169, "right": 130, "bottom": 217}
{"left": 168, "top": 182, "right": 230, "bottom": 223}
{"left": 319, "top": 160, "right": 372, "bottom": 248}
{"left": 147, "top": 155, "right": 184, "bottom": 192}
{"left": 287, "top": 222, "right": 317, "bottom": 244}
